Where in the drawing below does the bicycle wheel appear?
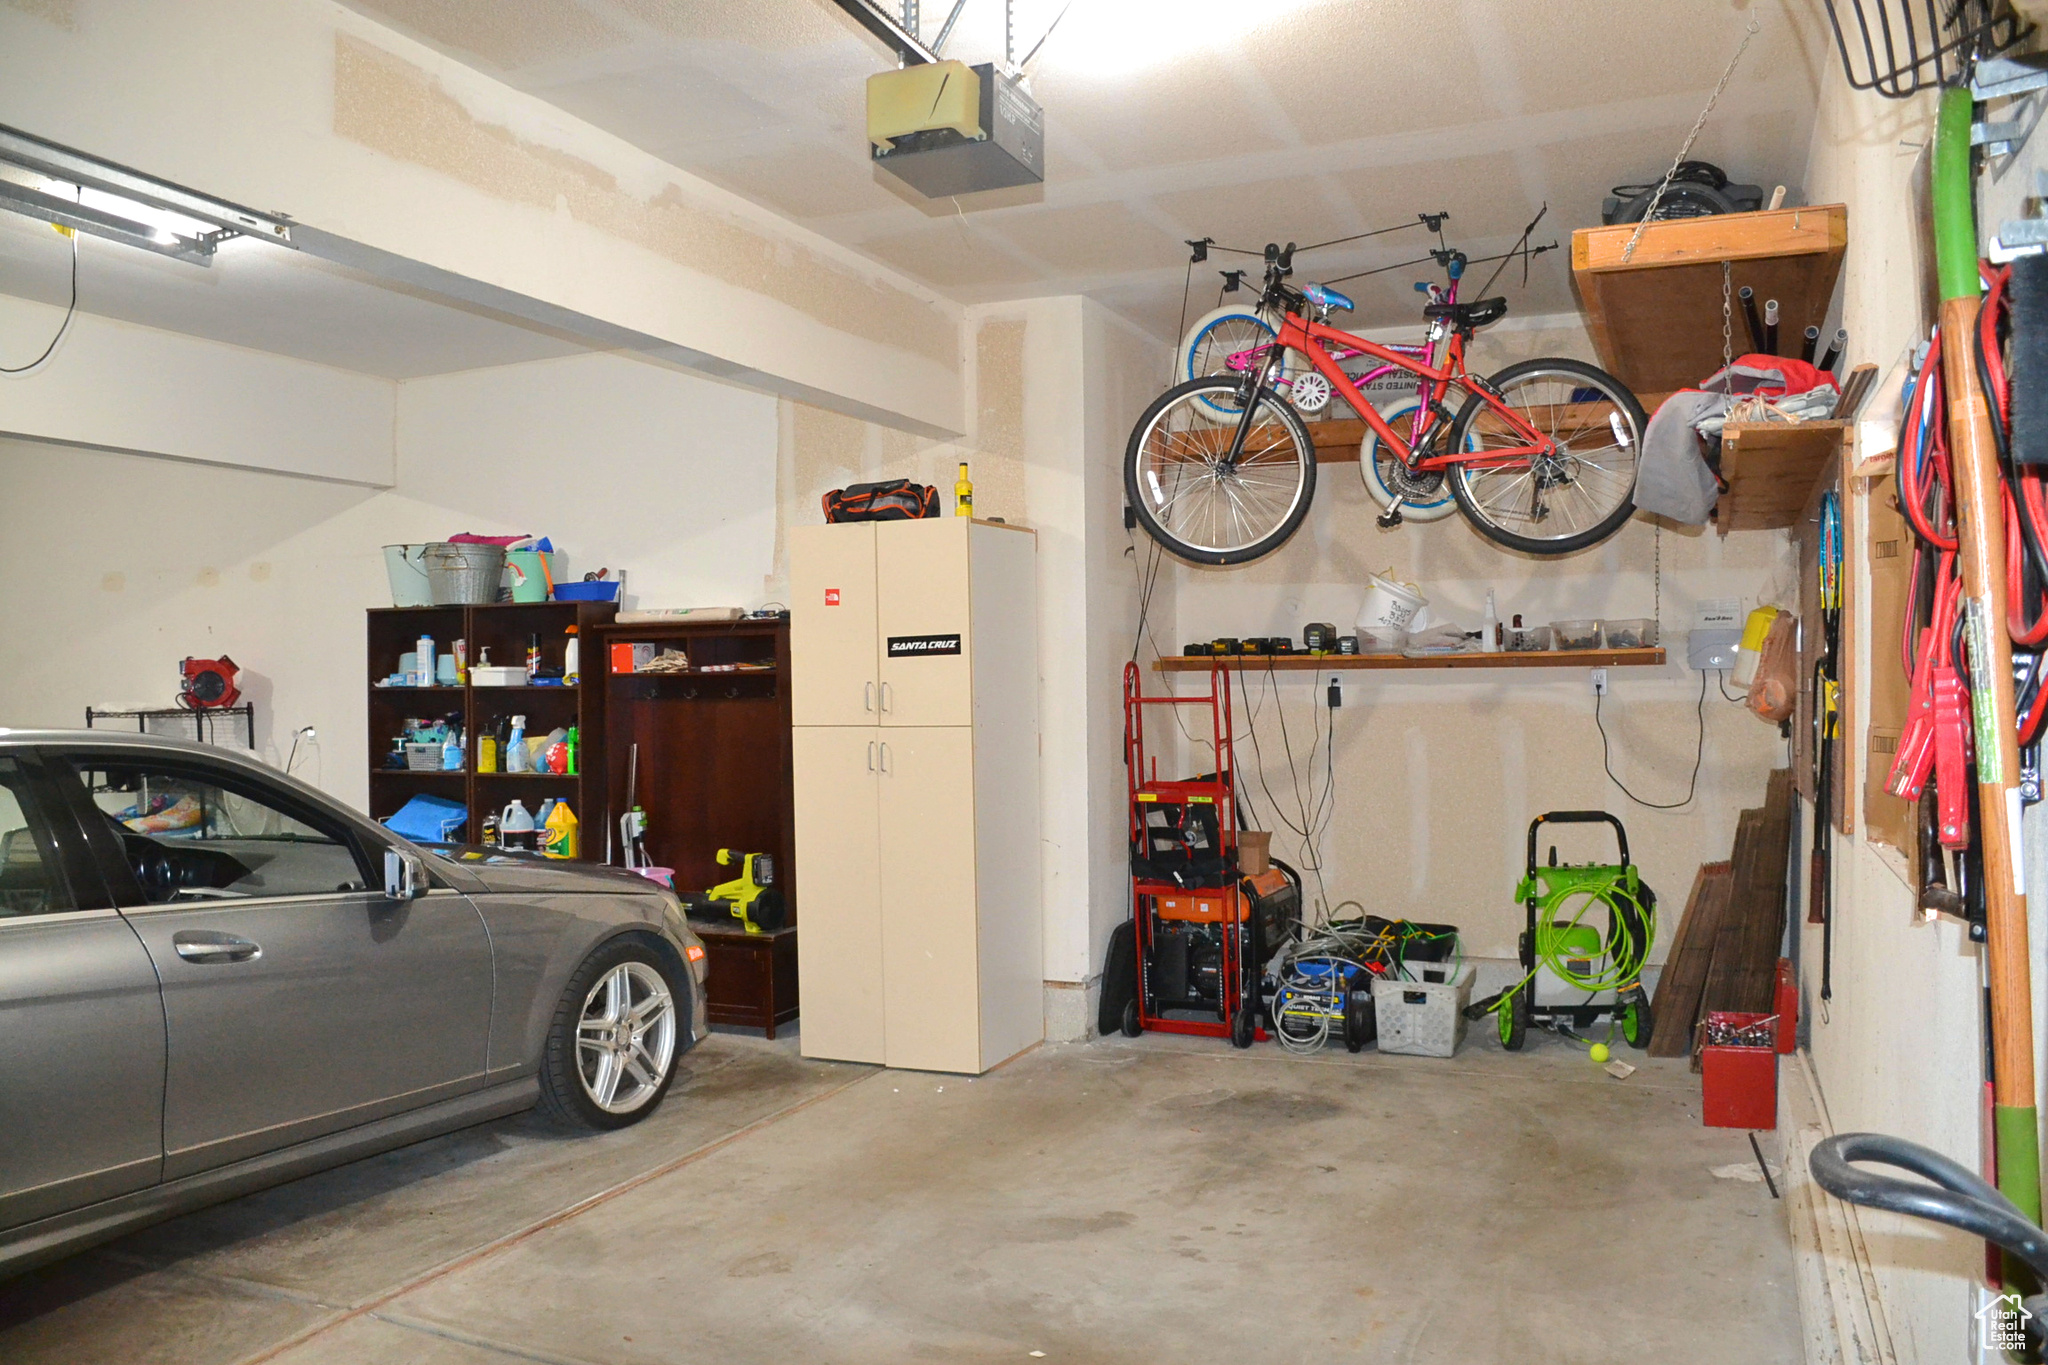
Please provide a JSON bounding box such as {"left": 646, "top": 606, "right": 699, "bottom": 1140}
{"left": 1126, "top": 377, "right": 1317, "bottom": 566}
{"left": 1446, "top": 358, "right": 1645, "bottom": 556}
{"left": 1179, "top": 304, "right": 1300, "bottom": 420}
{"left": 1359, "top": 399, "right": 1458, "bottom": 523}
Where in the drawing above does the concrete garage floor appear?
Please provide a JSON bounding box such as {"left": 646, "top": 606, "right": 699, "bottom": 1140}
{"left": 0, "top": 1028, "right": 1799, "bottom": 1364}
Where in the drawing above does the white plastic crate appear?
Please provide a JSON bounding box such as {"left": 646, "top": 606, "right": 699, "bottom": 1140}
{"left": 1372, "top": 965, "right": 1473, "bottom": 1057}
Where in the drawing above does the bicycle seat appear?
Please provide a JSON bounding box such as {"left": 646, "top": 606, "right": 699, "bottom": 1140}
{"left": 1301, "top": 283, "right": 1354, "bottom": 313}
{"left": 1422, "top": 297, "right": 1508, "bottom": 330}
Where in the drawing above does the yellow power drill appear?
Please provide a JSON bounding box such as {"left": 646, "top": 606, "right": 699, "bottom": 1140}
{"left": 706, "top": 849, "right": 787, "bottom": 934}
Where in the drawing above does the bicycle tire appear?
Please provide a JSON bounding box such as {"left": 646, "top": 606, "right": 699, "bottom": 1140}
{"left": 1126, "top": 376, "right": 1317, "bottom": 566}
{"left": 1446, "top": 358, "right": 1645, "bottom": 556}
{"left": 1179, "top": 304, "right": 1299, "bottom": 421}
{"left": 1358, "top": 398, "right": 1457, "bottom": 522}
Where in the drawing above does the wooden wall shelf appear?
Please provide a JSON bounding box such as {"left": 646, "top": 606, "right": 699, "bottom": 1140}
{"left": 1571, "top": 205, "right": 1848, "bottom": 398}
{"left": 1716, "top": 420, "right": 1850, "bottom": 532}
{"left": 1153, "top": 647, "right": 1664, "bottom": 672}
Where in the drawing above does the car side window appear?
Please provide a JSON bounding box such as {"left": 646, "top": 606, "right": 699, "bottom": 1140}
{"left": 0, "top": 757, "right": 74, "bottom": 917}
{"left": 65, "top": 761, "right": 370, "bottom": 905}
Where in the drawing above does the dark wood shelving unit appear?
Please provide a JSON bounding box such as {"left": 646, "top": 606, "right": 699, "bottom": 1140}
{"left": 366, "top": 601, "right": 615, "bottom": 857}
{"left": 595, "top": 617, "right": 797, "bottom": 1036}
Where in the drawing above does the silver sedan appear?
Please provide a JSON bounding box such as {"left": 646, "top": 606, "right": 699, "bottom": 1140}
{"left": 0, "top": 729, "right": 707, "bottom": 1278}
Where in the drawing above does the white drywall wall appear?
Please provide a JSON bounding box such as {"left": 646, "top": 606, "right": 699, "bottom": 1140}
{"left": 1795, "top": 61, "right": 2048, "bottom": 1363}
{"left": 0, "top": 351, "right": 782, "bottom": 811}
{"left": 0, "top": 295, "right": 394, "bottom": 484}
{"left": 1168, "top": 313, "right": 1797, "bottom": 965}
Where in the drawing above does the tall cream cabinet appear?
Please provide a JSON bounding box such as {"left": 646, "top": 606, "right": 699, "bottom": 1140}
{"left": 789, "top": 518, "right": 1041, "bottom": 1074}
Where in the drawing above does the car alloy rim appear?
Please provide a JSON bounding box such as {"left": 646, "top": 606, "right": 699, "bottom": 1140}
{"left": 575, "top": 961, "right": 676, "bottom": 1114}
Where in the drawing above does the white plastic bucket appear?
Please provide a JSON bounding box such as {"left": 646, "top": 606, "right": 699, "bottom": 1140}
{"left": 383, "top": 545, "right": 434, "bottom": 607}
{"left": 1357, "top": 571, "right": 1426, "bottom": 636}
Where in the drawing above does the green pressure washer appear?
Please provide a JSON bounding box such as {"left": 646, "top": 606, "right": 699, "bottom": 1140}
{"left": 1465, "top": 811, "right": 1656, "bottom": 1051}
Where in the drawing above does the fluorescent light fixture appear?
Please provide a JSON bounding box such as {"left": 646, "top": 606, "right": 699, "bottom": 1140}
{"left": 0, "top": 123, "right": 291, "bottom": 266}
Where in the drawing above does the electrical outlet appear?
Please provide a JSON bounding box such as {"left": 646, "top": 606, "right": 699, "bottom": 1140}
{"left": 1590, "top": 668, "right": 1609, "bottom": 696}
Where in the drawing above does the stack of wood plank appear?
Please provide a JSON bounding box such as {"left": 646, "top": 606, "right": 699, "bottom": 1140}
{"left": 1648, "top": 768, "right": 1794, "bottom": 1056}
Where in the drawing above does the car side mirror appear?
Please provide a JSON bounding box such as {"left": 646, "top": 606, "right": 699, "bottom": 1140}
{"left": 383, "top": 847, "right": 425, "bottom": 900}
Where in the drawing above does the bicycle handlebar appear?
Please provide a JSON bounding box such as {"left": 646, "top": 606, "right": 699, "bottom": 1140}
{"left": 1809, "top": 1132, "right": 2048, "bottom": 1282}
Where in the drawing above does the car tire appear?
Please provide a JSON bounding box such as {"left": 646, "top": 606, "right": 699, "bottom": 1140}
{"left": 538, "top": 935, "right": 686, "bottom": 1130}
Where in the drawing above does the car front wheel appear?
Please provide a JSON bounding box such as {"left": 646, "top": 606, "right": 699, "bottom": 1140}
{"left": 539, "top": 936, "right": 684, "bottom": 1129}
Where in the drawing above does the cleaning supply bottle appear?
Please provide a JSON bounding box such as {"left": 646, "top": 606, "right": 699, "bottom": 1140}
{"left": 543, "top": 800, "right": 579, "bottom": 860}
{"left": 477, "top": 727, "right": 498, "bottom": 774}
{"left": 565, "top": 725, "right": 579, "bottom": 777}
{"left": 442, "top": 726, "right": 463, "bottom": 772}
{"left": 506, "top": 715, "right": 529, "bottom": 773}
{"left": 526, "top": 633, "right": 542, "bottom": 683}
{"left": 563, "top": 626, "right": 580, "bottom": 686}
{"left": 1481, "top": 591, "right": 1500, "bottom": 652}
{"left": 416, "top": 634, "right": 435, "bottom": 687}
{"left": 955, "top": 461, "right": 973, "bottom": 517}
{"left": 500, "top": 799, "right": 536, "bottom": 852}
{"left": 535, "top": 797, "right": 557, "bottom": 829}
{"left": 454, "top": 638, "right": 468, "bottom": 685}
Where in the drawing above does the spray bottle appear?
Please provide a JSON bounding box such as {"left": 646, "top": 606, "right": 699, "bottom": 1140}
{"left": 506, "top": 715, "right": 529, "bottom": 773}
{"left": 955, "top": 461, "right": 973, "bottom": 518}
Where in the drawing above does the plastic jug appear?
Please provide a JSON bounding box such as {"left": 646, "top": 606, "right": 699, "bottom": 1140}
{"left": 500, "top": 799, "right": 536, "bottom": 852}
{"left": 542, "top": 800, "right": 579, "bottom": 860}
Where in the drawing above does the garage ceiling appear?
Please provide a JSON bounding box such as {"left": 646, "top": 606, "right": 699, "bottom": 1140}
{"left": 337, "top": 0, "right": 1831, "bottom": 342}
{"left": 0, "top": 205, "right": 593, "bottom": 379}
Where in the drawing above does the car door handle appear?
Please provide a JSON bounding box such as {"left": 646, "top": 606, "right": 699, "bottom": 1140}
{"left": 172, "top": 930, "right": 262, "bottom": 964}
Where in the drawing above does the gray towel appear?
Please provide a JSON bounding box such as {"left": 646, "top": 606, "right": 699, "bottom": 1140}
{"left": 1633, "top": 390, "right": 1731, "bottom": 525}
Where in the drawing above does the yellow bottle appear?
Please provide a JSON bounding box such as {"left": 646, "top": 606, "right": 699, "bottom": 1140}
{"left": 542, "top": 799, "right": 579, "bottom": 860}
{"left": 477, "top": 733, "right": 498, "bottom": 774}
{"left": 955, "top": 461, "right": 973, "bottom": 518}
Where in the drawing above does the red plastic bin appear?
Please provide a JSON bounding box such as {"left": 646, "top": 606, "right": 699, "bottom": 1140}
{"left": 1701, "top": 1010, "right": 1778, "bottom": 1130}
{"left": 1773, "top": 958, "right": 1797, "bottom": 1054}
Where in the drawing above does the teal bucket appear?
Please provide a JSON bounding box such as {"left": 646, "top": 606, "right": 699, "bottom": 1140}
{"left": 506, "top": 550, "right": 554, "bottom": 603}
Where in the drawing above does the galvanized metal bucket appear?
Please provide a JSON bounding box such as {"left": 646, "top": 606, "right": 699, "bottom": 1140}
{"left": 422, "top": 542, "right": 506, "bottom": 605}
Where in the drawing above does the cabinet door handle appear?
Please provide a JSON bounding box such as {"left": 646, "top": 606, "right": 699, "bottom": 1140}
{"left": 880, "top": 680, "right": 892, "bottom": 713}
{"left": 878, "top": 741, "right": 890, "bottom": 774}
{"left": 867, "top": 740, "right": 877, "bottom": 771}
{"left": 864, "top": 680, "right": 875, "bottom": 713}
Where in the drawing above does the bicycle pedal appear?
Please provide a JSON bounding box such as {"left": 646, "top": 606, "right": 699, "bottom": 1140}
{"left": 1375, "top": 509, "right": 1404, "bottom": 530}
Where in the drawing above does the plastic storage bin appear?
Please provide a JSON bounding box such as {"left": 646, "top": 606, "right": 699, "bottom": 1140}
{"left": 1505, "top": 624, "right": 1553, "bottom": 652}
{"left": 1602, "top": 618, "right": 1658, "bottom": 648}
{"left": 1354, "top": 626, "right": 1407, "bottom": 654}
{"left": 1550, "top": 619, "right": 1600, "bottom": 650}
{"left": 1372, "top": 964, "right": 1473, "bottom": 1057}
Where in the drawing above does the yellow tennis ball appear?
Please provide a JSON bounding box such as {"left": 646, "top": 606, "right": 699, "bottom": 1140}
{"left": 1589, "top": 1043, "right": 1611, "bottom": 1064}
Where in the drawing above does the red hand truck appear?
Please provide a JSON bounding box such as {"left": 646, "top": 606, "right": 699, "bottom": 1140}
{"left": 1120, "top": 660, "right": 1266, "bottom": 1047}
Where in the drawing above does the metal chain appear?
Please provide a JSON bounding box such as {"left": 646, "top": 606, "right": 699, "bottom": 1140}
{"left": 1621, "top": 17, "right": 1761, "bottom": 264}
{"left": 1721, "top": 260, "right": 1735, "bottom": 372}
{"left": 1654, "top": 521, "right": 1662, "bottom": 631}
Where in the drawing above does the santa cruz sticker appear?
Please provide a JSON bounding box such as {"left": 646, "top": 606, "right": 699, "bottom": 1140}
{"left": 887, "top": 634, "right": 962, "bottom": 657}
